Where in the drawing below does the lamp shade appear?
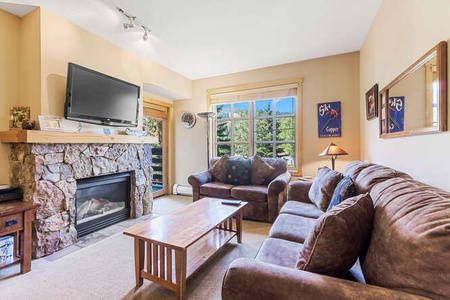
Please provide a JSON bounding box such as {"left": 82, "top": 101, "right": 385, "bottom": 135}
{"left": 319, "top": 142, "right": 348, "bottom": 157}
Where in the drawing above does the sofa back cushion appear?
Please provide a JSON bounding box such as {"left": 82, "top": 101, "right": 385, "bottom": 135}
{"left": 308, "top": 167, "right": 343, "bottom": 211}
{"left": 225, "top": 156, "right": 251, "bottom": 185}
{"left": 250, "top": 155, "right": 275, "bottom": 185}
{"left": 364, "top": 177, "right": 450, "bottom": 299}
{"left": 262, "top": 157, "right": 288, "bottom": 184}
{"left": 210, "top": 155, "right": 229, "bottom": 182}
{"left": 354, "top": 164, "right": 411, "bottom": 194}
{"left": 342, "top": 160, "right": 372, "bottom": 181}
{"left": 297, "top": 193, "right": 374, "bottom": 276}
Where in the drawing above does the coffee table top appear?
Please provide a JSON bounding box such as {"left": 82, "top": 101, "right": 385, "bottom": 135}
{"left": 123, "top": 197, "right": 246, "bottom": 250}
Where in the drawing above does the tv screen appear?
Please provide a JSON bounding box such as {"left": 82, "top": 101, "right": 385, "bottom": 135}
{"left": 64, "top": 63, "right": 140, "bottom": 127}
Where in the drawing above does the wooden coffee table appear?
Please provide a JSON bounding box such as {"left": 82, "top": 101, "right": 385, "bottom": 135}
{"left": 123, "top": 197, "right": 247, "bottom": 300}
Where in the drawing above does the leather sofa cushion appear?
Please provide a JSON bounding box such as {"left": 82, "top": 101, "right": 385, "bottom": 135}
{"left": 250, "top": 155, "right": 274, "bottom": 185}
{"left": 209, "top": 154, "right": 229, "bottom": 182}
{"left": 268, "top": 214, "right": 316, "bottom": 243}
{"left": 255, "top": 237, "right": 304, "bottom": 268}
{"left": 296, "top": 193, "right": 374, "bottom": 277}
{"left": 280, "top": 201, "right": 323, "bottom": 219}
{"left": 225, "top": 156, "right": 251, "bottom": 185}
{"left": 308, "top": 167, "right": 343, "bottom": 211}
{"left": 342, "top": 160, "right": 372, "bottom": 181}
{"left": 364, "top": 178, "right": 450, "bottom": 299}
{"left": 231, "top": 185, "right": 267, "bottom": 202}
{"left": 354, "top": 164, "right": 411, "bottom": 194}
{"left": 200, "top": 182, "right": 234, "bottom": 198}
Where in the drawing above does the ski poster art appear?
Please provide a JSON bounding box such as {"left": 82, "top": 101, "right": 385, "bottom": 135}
{"left": 317, "top": 101, "right": 341, "bottom": 138}
{"left": 388, "top": 96, "right": 404, "bottom": 133}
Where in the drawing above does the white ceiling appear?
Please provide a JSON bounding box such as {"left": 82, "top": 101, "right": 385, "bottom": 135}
{"left": 0, "top": 0, "right": 382, "bottom": 80}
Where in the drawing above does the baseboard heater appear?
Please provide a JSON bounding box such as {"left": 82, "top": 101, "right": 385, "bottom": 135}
{"left": 173, "top": 184, "right": 193, "bottom": 196}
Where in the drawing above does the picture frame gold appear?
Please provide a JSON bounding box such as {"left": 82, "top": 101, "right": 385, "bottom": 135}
{"left": 366, "top": 84, "right": 378, "bottom": 120}
{"left": 10, "top": 106, "right": 30, "bottom": 128}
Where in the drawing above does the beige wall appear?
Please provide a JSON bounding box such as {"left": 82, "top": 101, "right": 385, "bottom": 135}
{"left": 175, "top": 52, "right": 360, "bottom": 185}
{"left": 0, "top": 7, "right": 191, "bottom": 185}
{"left": 360, "top": 0, "right": 450, "bottom": 191}
{"left": 0, "top": 9, "right": 21, "bottom": 184}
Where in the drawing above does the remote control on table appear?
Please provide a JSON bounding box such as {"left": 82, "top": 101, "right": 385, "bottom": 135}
{"left": 221, "top": 200, "right": 242, "bottom": 205}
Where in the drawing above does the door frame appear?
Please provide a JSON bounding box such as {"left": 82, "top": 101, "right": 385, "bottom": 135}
{"left": 143, "top": 98, "right": 174, "bottom": 197}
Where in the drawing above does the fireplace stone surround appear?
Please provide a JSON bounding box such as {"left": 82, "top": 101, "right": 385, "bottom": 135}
{"left": 8, "top": 142, "right": 153, "bottom": 258}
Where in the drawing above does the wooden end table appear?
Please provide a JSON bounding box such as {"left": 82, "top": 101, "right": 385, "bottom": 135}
{"left": 0, "top": 200, "right": 40, "bottom": 274}
{"left": 123, "top": 198, "right": 247, "bottom": 300}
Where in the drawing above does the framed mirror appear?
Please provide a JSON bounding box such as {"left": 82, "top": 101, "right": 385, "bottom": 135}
{"left": 379, "top": 41, "right": 447, "bottom": 138}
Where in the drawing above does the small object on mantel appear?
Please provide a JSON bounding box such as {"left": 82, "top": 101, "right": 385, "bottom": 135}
{"left": 125, "top": 128, "right": 148, "bottom": 137}
{"left": 21, "top": 119, "right": 36, "bottom": 130}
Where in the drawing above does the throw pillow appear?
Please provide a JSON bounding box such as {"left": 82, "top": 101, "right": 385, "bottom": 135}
{"left": 209, "top": 154, "right": 229, "bottom": 182}
{"left": 308, "top": 167, "right": 343, "bottom": 211}
{"left": 327, "top": 175, "right": 356, "bottom": 211}
{"left": 250, "top": 155, "right": 275, "bottom": 185}
{"left": 296, "top": 193, "right": 374, "bottom": 276}
{"left": 225, "top": 156, "right": 251, "bottom": 185}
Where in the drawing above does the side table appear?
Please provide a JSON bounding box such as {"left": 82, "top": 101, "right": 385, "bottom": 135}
{"left": 0, "top": 200, "right": 40, "bottom": 274}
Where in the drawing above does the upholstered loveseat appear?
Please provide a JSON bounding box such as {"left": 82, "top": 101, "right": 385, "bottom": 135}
{"left": 188, "top": 155, "right": 291, "bottom": 222}
{"left": 222, "top": 161, "right": 450, "bottom": 300}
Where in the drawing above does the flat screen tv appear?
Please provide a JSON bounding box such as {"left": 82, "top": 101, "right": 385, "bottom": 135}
{"left": 64, "top": 63, "right": 140, "bottom": 127}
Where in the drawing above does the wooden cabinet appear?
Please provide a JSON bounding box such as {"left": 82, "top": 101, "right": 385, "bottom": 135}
{"left": 0, "top": 201, "right": 40, "bottom": 274}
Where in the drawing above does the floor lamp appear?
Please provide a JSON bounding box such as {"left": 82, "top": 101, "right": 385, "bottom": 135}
{"left": 197, "top": 111, "right": 216, "bottom": 169}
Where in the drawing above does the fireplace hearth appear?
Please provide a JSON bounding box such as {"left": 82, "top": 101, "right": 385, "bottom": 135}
{"left": 76, "top": 172, "right": 131, "bottom": 237}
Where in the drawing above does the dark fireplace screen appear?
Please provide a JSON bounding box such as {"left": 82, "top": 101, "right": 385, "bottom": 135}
{"left": 75, "top": 172, "right": 131, "bottom": 237}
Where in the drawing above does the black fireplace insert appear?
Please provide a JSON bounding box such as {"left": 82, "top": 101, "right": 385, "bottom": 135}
{"left": 75, "top": 172, "right": 131, "bottom": 237}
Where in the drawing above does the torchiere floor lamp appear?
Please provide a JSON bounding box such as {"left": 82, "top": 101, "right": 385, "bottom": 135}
{"left": 197, "top": 111, "right": 216, "bottom": 169}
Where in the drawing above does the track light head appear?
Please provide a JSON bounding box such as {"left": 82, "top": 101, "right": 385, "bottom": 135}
{"left": 142, "top": 26, "right": 151, "bottom": 41}
{"left": 123, "top": 16, "right": 135, "bottom": 29}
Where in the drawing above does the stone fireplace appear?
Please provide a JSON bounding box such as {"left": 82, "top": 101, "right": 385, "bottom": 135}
{"left": 8, "top": 142, "right": 153, "bottom": 258}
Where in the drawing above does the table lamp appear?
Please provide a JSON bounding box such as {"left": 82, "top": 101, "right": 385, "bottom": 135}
{"left": 319, "top": 142, "right": 348, "bottom": 170}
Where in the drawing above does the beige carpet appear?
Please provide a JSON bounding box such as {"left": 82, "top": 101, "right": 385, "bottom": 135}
{"left": 0, "top": 195, "right": 271, "bottom": 299}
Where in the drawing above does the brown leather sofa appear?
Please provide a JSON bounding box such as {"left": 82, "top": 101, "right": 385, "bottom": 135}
{"left": 188, "top": 155, "right": 291, "bottom": 222}
{"left": 222, "top": 161, "right": 450, "bottom": 300}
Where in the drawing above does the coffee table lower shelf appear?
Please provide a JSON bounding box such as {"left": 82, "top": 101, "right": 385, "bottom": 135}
{"left": 140, "top": 228, "right": 236, "bottom": 288}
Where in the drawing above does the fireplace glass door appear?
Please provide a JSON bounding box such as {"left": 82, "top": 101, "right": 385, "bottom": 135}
{"left": 75, "top": 172, "right": 131, "bottom": 237}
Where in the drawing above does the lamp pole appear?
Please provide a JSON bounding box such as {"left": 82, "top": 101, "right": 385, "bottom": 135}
{"left": 197, "top": 112, "right": 216, "bottom": 169}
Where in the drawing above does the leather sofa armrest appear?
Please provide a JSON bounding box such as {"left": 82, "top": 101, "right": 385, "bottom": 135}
{"left": 188, "top": 171, "right": 214, "bottom": 201}
{"left": 267, "top": 171, "right": 291, "bottom": 222}
{"left": 222, "top": 258, "right": 428, "bottom": 300}
{"left": 288, "top": 180, "right": 313, "bottom": 203}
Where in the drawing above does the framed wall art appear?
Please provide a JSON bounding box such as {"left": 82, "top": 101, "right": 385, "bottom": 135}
{"left": 317, "top": 101, "right": 341, "bottom": 138}
{"left": 10, "top": 106, "right": 30, "bottom": 128}
{"left": 366, "top": 84, "right": 378, "bottom": 120}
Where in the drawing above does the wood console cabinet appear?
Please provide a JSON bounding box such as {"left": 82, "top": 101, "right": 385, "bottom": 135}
{"left": 0, "top": 200, "right": 40, "bottom": 274}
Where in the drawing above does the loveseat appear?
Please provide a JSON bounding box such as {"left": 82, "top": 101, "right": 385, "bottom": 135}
{"left": 222, "top": 161, "right": 450, "bottom": 299}
{"left": 188, "top": 155, "right": 291, "bottom": 222}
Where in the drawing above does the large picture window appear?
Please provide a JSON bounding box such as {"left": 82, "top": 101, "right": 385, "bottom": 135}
{"left": 209, "top": 79, "right": 301, "bottom": 171}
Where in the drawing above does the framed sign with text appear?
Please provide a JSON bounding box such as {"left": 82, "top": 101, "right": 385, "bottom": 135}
{"left": 388, "top": 96, "right": 404, "bottom": 133}
{"left": 317, "top": 101, "right": 341, "bottom": 138}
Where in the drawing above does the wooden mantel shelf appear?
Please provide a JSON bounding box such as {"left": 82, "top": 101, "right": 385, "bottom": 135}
{"left": 0, "top": 130, "right": 158, "bottom": 144}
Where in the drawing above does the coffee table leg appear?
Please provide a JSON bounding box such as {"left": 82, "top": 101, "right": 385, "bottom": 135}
{"left": 175, "top": 249, "right": 187, "bottom": 300}
{"left": 236, "top": 209, "right": 243, "bottom": 243}
{"left": 134, "top": 238, "right": 145, "bottom": 287}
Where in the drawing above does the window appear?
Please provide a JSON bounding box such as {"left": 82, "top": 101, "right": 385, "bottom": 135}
{"left": 209, "top": 79, "right": 301, "bottom": 171}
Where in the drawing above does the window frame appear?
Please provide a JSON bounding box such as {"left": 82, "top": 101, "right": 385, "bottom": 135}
{"left": 207, "top": 78, "right": 303, "bottom": 175}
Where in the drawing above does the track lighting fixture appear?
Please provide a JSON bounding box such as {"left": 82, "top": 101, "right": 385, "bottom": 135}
{"left": 142, "top": 26, "right": 150, "bottom": 41}
{"left": 117, "top": 7, "right": 152, "bottom": 42}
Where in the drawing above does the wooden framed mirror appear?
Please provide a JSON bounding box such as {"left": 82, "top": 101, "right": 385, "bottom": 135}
{"left": 379, "top": 41, "right": 447, "bottom": 138}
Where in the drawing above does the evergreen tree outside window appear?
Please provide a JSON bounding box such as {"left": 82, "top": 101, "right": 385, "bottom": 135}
{"left": 213, "top": 97, "right": 296, "bottom": 168}
{"left": 208, "top": 78, "right": 302, "bottom": 172}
